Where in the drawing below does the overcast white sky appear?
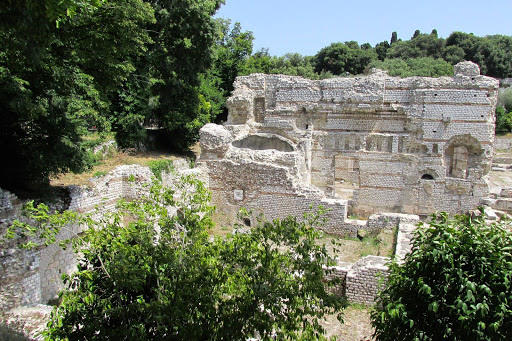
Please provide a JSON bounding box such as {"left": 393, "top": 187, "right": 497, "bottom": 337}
{"left": 215, "top": 0, "right": 512, "bottom": 56}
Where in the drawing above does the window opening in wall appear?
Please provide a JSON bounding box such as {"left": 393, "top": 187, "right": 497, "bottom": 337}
{"left": 354, "top": 136, "right": 361, "bottom": 150}
{"left": 387, "top": 136, "right": 394, "bottom": 152}
{"left": 432, "top": 144, "right": 439, "bottom": 154}
{"left": 421, "top": 174, "right": 434, "bottom": 180}
{"left": 243, "top": 218, "right": 251, "bottom": 227}
{"left": 449, "top": 145, "right": 469, "bottom": 178}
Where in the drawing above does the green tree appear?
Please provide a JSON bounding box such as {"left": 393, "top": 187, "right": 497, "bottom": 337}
{"left": 375, "top": 41, "right": 390, "bottom": 61}
{"left": 387, "top": 31, "right": 445, "bottom": 60}
{"left": 243, "top": 48, "right": 274, "bottom": 74}
{"left": 368, "top": 57, "right": 453, "bottom": 77}
{"left": 495, "top": 106, "right": 512, "bottom": 135}
{"left": 10, "top": 177, "right": 345, "bottom": 340}
{"left": 372, "top": 212, "right": 512, "bottom": 340}
{"left": 199, "top": 19, "right": 254, "bottom": 122}
{"left": 0, "top": 0, "right": 153, "bottom": 191}
{"left": 313, "top": 42, "right": 377, "bottom": 76}
{"left": 446, "top": 32, "right": 512, "bottom": 78}
{"left": 390, "top": 31, "right": 398, "bottom": 45}
{"left": 148, "top": 0, "right": 224, "bottom": 151}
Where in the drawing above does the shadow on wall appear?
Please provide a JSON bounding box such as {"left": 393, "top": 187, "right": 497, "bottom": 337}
{"left": 0, "top": 323, "right": 32, "bottom": 341}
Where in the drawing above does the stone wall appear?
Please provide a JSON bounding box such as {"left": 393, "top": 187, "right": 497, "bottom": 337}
{"left": 1, "top": 162, "right": 421, "bottom": 310}
{"left": 326, "top": 214, "right": 419, "bottom": 305}
{"left": 200, "top": 61, "right": 498, "bottom": 220}
{"left": 495, "top": 137, "right": 512, "bottom": 150}
{"left": 0, "top": 165, "right": 153, "bottom": 310}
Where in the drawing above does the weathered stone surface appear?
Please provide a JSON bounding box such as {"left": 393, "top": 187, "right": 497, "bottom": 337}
{"left": 454, "top": 61, "right": 481, "bottom": 76}
{"left": 201, "top": 62, "right": 498, "bottom": 221}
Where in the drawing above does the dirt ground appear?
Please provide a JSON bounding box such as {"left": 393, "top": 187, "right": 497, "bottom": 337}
{"left": 0, "top": 304, "right": 374, "bottom": 341}
{"left": 322, "top": 305, "right": 374, "bottom": 341}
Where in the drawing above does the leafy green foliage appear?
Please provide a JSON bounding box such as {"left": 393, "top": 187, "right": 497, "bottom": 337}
{"left": 495, "top": 89, "right": 512, "bottom": 135}
{"left": 499, "top": 88, "right": 512, "bottom": 113}
{"left": 0, "top": 0, "right": 154, "bottom": 191}
{"left": 9, "top": 176, "right": 344, "bottom": 340}
{"left": 445, "top": 32, "right": 512, "bottom": 78}
{"left": 147, "top": 159, "right": 174, "bottom": 180}
{"left": 368, "top": 57, "right": 453, "bottom": 78}
{"left": 495, "top": 106, "right": 512, "bottom": 135}
{"left": 242, "top": 50, "right": 320, "bottom": 80}
{"left": 199, "top": 19, "right": 254, "bottom": 122}
{"left": 387, "top": 30, "right": 445, "bottom": 60}
{"left": 372, "top": 212, "right": 512, "bottom": 340}
{"left": 148, "top": 0, "right": 223, "bottom": 151}
{"left": 312, "top": 42, "right": 378, "bottom": 76}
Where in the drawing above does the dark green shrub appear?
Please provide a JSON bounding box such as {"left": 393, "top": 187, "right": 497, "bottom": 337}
{"left": 372, "top": 212, "right": 512, "bottom": 340}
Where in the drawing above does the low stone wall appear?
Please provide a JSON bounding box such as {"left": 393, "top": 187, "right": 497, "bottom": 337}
{"left": 327, "top": 214, "right": 419, "bottom": 305}
{"left": 495, "top": 137, "right": 512, "bottom": 150}
{"left": 1, "top": 164, "right": 420, "bottom": 310}
{"left": 0, "top": 165, "right": 153, "bottom": 310}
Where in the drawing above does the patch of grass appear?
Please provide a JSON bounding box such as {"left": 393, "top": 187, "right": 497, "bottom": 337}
{"left": 50, "top": 150, "right": 180, "bottom": 187}
{"left": 315, "top": 228, "right": 396, "bottom": 263}
{"left": 92, "top": 171, "right": 108, "bottom": 178}
{"left": 358, "top": 228, "right": 396, "bottom": 258}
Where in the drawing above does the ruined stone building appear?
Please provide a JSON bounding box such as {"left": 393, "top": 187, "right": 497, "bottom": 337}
{"left": 199, "top": 61, "right": 499, "bottom": 226}
{"left": 0, "top": 61, "right": 502, "bottom": 313}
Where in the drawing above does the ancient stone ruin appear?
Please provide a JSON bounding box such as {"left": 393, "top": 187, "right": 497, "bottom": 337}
{"left": 0, "top": 62, "right": 504, "bottom": 332}
{"left": 199, "top": 61, "right": 499, "bottom": 230}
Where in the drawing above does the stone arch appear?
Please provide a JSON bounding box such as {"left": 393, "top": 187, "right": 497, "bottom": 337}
{"left": 420, "top": 169, "right": 438, "bottom": 181}
{"left": 444, "top": 134, "right": 484, "bottom": 179}
{"left": 232, "top": 134, "right": 295, "bottom": 152}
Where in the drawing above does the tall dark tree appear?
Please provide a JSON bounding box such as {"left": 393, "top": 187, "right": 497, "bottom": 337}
{"left": 199, "top": 19, "right": 254, "bottom": 123}
{"left": 0, "top": 0, "right": 153, "bottom": 191}
{"left": 375, "top": 40, "right": 391, "bottom": 61}
{"left": 391, "top": 31, "right": 398, "bottom": 45}
{"left": 148, "top": 0, "right": 224, "bottom": 151}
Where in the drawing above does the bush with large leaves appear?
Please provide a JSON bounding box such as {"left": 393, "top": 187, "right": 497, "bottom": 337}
{"left": 372, "top": 212, "right": 512, "bottom": 340}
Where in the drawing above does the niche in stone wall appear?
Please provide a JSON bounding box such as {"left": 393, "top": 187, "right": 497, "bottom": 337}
{"left": 334, "top": 156, "right": 360, "bottom": 200}
{"left": 444, "top": 135, "right": 484, "bottom": 179}
{"left": 253, "top": 97, "right": 266, "bottom": 123}
{"left": 232, "top": 134, "right": 294, "bottom": 152}
{"left": 365, "top": 134, "right": 394, "bottom": 152}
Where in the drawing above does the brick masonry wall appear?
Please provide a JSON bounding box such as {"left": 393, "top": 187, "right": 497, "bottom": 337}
{"left": 216, "top": 62, "right": 499, "bottom": 218}
{"left": 0, "top": 165, "right": 153, "bottom": 310}
{"left": 495, "top": 137, "right": 512, "bottom": 150}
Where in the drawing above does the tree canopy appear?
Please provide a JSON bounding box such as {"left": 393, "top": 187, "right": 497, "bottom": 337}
{"left": 0, "top": 0, "right": 154, "bottom": 191}
{"left": 0, "top": 0, "right": 226, "bottom": 191}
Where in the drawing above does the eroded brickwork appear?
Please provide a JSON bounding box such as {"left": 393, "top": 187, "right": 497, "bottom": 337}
{"left": 200, "top": 61, "right": 498, "bottom": 221}
{"left": 0, "top": 165, "right": 153, "bottom": 310}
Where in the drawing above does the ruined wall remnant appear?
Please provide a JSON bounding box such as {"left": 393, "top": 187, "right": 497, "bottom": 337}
{"left": 199, "top": 61, "right": 499, "bottom": 221}
{"left": 0, "top": 165, "right": 154, "bottom": 310}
